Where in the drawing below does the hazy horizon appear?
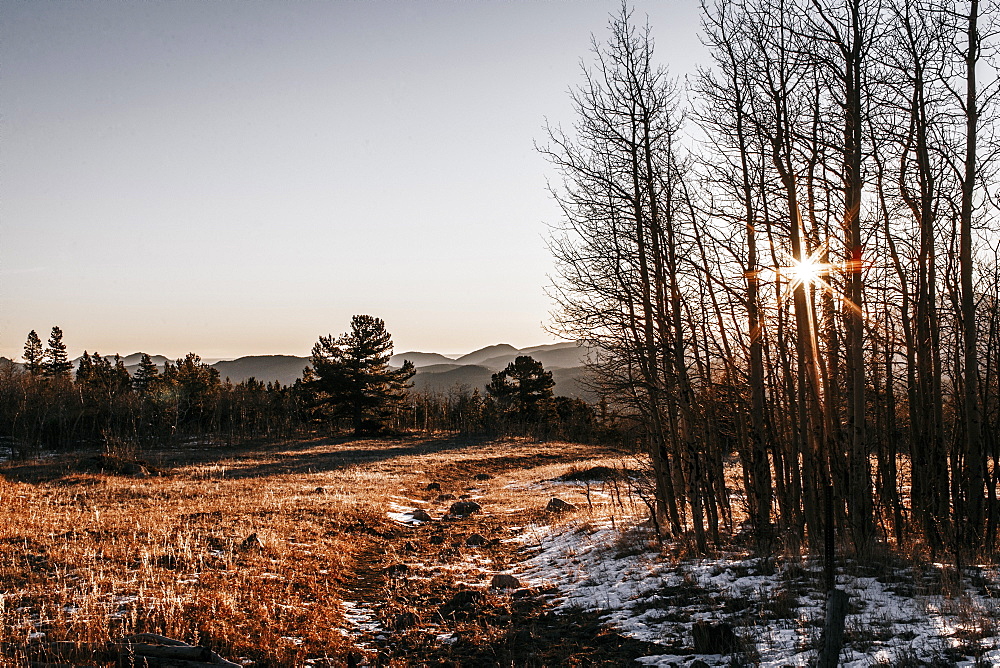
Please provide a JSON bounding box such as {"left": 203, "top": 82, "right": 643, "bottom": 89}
{"left": 3, "top": 334, "right": 578, "bottom": 364}
{"left": 2, "top": 1, "right": 704, "bottom": 361}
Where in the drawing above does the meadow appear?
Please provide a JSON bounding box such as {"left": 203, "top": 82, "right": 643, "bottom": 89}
{"left": 3, "top": 436, "right": 998, "bottom": 667}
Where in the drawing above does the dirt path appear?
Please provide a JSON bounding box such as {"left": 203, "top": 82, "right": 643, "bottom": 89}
{"left": 322, "top": 436, "right": 667, "bottom": 666}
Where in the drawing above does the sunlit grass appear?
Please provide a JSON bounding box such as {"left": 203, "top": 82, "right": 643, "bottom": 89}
{"left": 0, "top": 435, "right": 626, "bottom": 666}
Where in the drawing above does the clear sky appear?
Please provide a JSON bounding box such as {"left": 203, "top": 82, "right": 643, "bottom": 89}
{"left": 2, "top": 0, "right": 704, "bottom": 360}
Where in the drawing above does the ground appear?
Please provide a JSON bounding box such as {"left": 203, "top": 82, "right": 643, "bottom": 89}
{"left": 1, "top": 435, "right": 998, "bottom": 667}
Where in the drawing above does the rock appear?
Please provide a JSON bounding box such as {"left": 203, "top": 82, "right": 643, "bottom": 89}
{"left": 474, "top": 473, "right": 493, "bottom": 481}
{"left": 436, "top": 493, "right": 457, "bottom": 501}
{"left": 314, "top": 486, "right": 326, "bottom": 494}
{"left": 491, "top": 573, "right": 520, "bottom": 590}
{"left": 691, "top": 621, "right": 739, "bottom": 654}
{"left": 546, "top": 497, "right": 577, "bottom": 513}
{"left": 239, "top": 533, "right": 264, "bottom": 552}
{"left": 689, "top": 661, "right": 710, "bottom": 668}
{"left": 447, "top": 500, "right": 481, "bottom": 518}
{"left": 402, "top": 541, "right": 418, "bottom": 552}
{"left": 425, "top": 482, "right": 442, "bottom": 491}
{"left": 410, "top": 509, "right": 433, "bottom": 522}
{"left": 465, "top": 533, "right": 488, "bottom": 547}
{"left": 430, "top": 534, "right": 445, "bottom": 545}
{"left": 459, "top": 494, "right": 472, "bottom": 499}
{"left": 512, "top": 588, "right": 534, "bottom": 599}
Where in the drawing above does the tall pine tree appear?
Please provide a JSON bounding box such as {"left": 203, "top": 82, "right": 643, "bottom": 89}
{"left": 306, "top": 315, "right": 415, "bottom": 435}
{"left": 23, "top": 330, "right": 44, "bottom": 375}
{"left": 133, "top": 353, "right": 160, "bottom": 392}
{"left": 43, "top": 326, "right": 73, "bottom": 379}
{"left": 486, "top": 355, "right": 555, "bottom": 421}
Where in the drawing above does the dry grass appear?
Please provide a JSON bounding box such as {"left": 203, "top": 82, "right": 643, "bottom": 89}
{"left": 0, "top": 434, "right": 631, "bottom": 666}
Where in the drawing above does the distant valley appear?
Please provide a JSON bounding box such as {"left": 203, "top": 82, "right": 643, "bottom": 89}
{"left": 63, "top": 342, "right": 596, "bottom": 400}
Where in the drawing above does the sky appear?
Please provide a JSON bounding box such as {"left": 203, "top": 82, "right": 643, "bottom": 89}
{"left": 2, "top": 1, "right": 705, "bottom": 360}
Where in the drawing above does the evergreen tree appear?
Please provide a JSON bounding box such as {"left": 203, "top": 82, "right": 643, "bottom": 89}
{"left": 111, "top": 354, "right": 132, "bottom": 394}
{"left": 23, "top": 330, "right": 44, "bottom": 375}
{"left": 43, "top": 326, "right": 73, "bottom": 379}
{"left": 132, "top": 353, "right": 160, "bottom": 393}
{"left": 486, "top": 355, "right": 555, "bottom": 421}
{"left": 306, "top": 315, "right": 415, "bottom": 435}
{"left": 76, "top": 351, "right": 95, "bottom": 384}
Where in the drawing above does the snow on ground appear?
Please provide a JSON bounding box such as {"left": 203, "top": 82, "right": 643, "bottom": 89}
{"left": 520, "top": 520, "right": 1000, "bottom": 667}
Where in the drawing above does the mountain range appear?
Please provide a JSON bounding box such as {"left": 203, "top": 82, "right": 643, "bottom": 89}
{"left": 65, "top": 342, "right": 596, "bottom": 400}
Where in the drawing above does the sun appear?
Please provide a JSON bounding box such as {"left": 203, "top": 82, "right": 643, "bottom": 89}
{"left": 780, "top": 254, "right": 833, "bottom": 290}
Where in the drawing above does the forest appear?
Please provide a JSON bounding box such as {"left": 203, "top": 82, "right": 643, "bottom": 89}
{"left": 0, "top": 319, "right": 598, "bottom": 459}
{"left": 543, "top": 0, "right": 1000, "bottom": 563}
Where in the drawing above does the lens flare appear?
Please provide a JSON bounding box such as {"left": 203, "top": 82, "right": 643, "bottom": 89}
{"left": 779, "top": 254, "right": 834, "bottom": 291}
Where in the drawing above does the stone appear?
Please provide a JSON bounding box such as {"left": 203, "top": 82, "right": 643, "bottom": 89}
{"left": 546, "top": 497, "right": 577, "bottom": 513}
{"left": 425, "top": 482, "right": 441, "bottom": 491}
{"left": 410, "top": 509, "right": 433, "bottom": 522}
{"left": 474, "top": 473, "right": 493, "bottom": 481}
{"left": 689, "top": 661, "right": 710, "bottom": 668}
{"left": 447, "top": 500, "right": 481, "bottom": 518}
{"left": 465, "top": 533, "right": 488, "bottom": 547}
{"left": 436, "top": 493, "right": 457, "bottom": 501}
{"left": 490, "top": 573, "right": 520, "bottom": 590}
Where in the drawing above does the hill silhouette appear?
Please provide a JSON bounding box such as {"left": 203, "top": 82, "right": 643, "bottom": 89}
{"left": 64, "top": 342, "right": 594, "bottom": 399}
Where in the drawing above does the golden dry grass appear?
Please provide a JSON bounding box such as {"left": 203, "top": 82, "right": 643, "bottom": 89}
{"left": 0, "top": 434, "right": 636, "bottom": 667}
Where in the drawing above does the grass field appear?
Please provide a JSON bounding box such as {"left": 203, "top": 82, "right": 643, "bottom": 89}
{"left": 6, "top": 435, "right": 996, "bottom": 667}
{"left": 0, "top": 435, "right": 643, "bottom": 666}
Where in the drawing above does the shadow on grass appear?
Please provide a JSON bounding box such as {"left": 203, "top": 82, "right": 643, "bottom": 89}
{"left": 210, "top": 433, "right": 503, "bottom": 480}
{"left": 0, "top": 433, "right": 548, "bottom": 484}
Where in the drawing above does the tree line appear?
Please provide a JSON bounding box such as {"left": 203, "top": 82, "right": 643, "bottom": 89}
{"left": 545, "top": 0, "right": 1000, "bottom": 559}
{"left": 0, "top": 319, "right": 602, "bottom": 458}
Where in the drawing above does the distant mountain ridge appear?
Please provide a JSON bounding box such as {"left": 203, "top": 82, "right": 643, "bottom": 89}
{"left": 62, "top": 341, "right": 594, "bottom": 400}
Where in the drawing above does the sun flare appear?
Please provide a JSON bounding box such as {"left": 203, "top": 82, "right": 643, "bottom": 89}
{"left": 779, "top": 255, "right": 833, "bottom": 290}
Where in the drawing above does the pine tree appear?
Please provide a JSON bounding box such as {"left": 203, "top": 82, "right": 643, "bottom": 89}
{"left": 43, "top": 326, "right": 73, "bottom": 379}
{"left": 486, "top": 355, "right": 555, "bottom": 421}
{"left": 133, "top": 353, "right": 160, "bottom": 392}
{"left": 23, "top": 330, "right": 44, "bottom": 375}
{"left": 306, "top": 315, "right": 415, "bottom": 435}
{"left": 111, "top": 354, "right": 132, "bottom": 394}
{"left": 76, "top": 351, "right": 95, "bottom": 384}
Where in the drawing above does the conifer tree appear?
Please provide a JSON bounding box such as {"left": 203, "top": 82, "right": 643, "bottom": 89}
{"left": 23, "top": 330, "right": 44, "bottom": 375}
{"left": 43, "top": 326, "right": 73, "bottom": 379}
{"left": 133, "top": 353, "right": 160, "bottom": 392}
{"left": 486, "top": 355, "right": 555, "bottom": 421}
{"left": 306, "top": 315, "right": 415, "bottom": 435}
{"left": 76, "top": 351, "right": 95, "bottom": 384}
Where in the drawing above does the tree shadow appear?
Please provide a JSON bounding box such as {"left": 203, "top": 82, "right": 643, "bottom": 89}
{"left": 211, "top": 433, "right": 499, "bottom": 480}
{"left": 0, "top": 433, "right": 501, "bottom": 484}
